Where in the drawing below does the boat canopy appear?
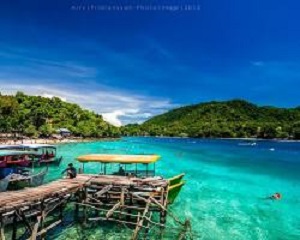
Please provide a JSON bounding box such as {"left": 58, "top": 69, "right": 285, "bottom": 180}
{"left": 0, "top": 150, "right": 38, "bottom": 157}
{"left": 77, "top": 154, "right": 160, "bottom": 164}
{"left": 20, "top": 144, "right": 56, "bottom": 149}
{"left": 0, "top": 145, "right": 22, "bottom": 150}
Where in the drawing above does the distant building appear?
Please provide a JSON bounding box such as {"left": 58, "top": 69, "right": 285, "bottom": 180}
{"left": 56, "top": 128, "right": 72, "bottom": 137}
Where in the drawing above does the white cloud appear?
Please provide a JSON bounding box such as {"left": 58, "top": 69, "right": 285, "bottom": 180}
{"left": 42, "top": 93, "right": 67, "bottom": 102}
{"left": 102, "top": 109, "right": 139, "bottom": 126}
{"left": 0, "top": 81, "right": 175, "bottom": 126}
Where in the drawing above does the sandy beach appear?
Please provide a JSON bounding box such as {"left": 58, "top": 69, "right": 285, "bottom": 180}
{"left": 0, "top": 137, "right": 120, "bottom": 145}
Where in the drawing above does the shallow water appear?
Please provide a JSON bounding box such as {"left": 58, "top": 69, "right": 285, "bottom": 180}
{"left": 43, "top": 137, "right": 300, "bottom": 239}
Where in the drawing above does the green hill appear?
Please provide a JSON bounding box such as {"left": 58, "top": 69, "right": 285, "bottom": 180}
{"left": 0, "top": 92, "right": 120, "bottom": 138}
{"left": 121, "top": 100, "right": 300, "bottom": 139}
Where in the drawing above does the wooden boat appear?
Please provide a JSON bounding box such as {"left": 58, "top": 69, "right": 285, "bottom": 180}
{"left": 20, "top": 144, "right": 63, "bottom": 166}
{"left": 0, "top": 144, "right": 63, "bottom": 166}
{"left": 0, "top": 150, "right": 36, "bottom": 168}
{"left": 0, "top": 175, "right": 10, "bottom": 192}
{"left": 168, "top": 181, "right": 185, "bottom": 204}
{"left": 77, "top": 154, "right": 185, "bottom": 204}
{"left": 168, "top": 173, "right": 185, "bottom": 186}
{"left": 0, "top": 145, "right": 23, "bottom": 150}
{"left": 167, "top": 174, "right": 186, "bottom": 204}
{"left": 0, "top": 150, "right": 48, "bottom": 190}
{"left": 7, "top": 169, "right": 47, "bottom": 190}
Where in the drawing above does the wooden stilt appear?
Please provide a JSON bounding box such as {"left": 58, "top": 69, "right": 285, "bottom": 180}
{"left": 75, "top": 196, "right": 79, "bottom": 221}
{"left": 17, "top": 210, "right": 33, "bottom": 234}
{"left": 120, "top": 188, "right": 125, "bottom": 206}
{"left": 0, "top": 214, "right": 5, "bottom": 240}
{"left": 59, "top": 198, "right": 63, "bottom": 220}
{"left": 39, "top": 200, "right": 45, "bottom": 232}
{"left": 144, "top": 212, "right": 152, "bottom": 240}
{"left": 30, "top": 216, "right": 41, "bottom": 240}
{"left": 83, "top": 189, "right": 87, "bottom": 225}
{"left": 132, "top": 201, "right": 150, "bottom": 240}
{"left": 12, "top": 212, "right": 17, "bottom": 240}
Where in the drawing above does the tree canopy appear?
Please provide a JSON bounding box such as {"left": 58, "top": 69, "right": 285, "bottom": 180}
{"left": 0, "top": 92, "right": 120, "bottom": 138}
{"left": 121, "top": 99, "right": 300, "bottom": 139}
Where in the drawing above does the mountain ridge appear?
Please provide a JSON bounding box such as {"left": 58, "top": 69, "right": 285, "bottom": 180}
{"left": 121, "top": 99, "right": 300, "bottom": 139}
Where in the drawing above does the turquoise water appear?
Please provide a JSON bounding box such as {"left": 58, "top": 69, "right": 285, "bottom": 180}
{"left": 44, "top": 137, "right": 300, "bottom": 239}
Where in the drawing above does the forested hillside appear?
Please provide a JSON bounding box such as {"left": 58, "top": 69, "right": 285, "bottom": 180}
{"left": 121, "top": 100, "right": 300, "bottom": 139}
{"left": 0, "top": 92, "right": 120, "bottom": 137}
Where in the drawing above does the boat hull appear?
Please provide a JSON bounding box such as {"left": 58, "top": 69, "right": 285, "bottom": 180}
{"left": 167, "top": 173, "right": 185, "bottom": 204}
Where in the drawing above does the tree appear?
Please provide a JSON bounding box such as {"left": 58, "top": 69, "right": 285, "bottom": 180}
{"left": 24, "top": 125, "right": 38, "bottom": 137}
{"left": 39, "top": 124, "right": 55, "bottom": 137}
{"left": 0, "top": 93, "right": 120, "bottom": 138}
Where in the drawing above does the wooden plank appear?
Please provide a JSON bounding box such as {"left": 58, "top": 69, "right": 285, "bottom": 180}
{"left": 132, "top": 201, "right": 150, "bottom": 240}
{"left": 106, "top": 202, "right": 121, "bottom": 219}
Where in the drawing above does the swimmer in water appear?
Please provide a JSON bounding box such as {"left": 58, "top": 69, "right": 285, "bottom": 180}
{"left": 266, "top": 192, "right": 282, "bottom": 200}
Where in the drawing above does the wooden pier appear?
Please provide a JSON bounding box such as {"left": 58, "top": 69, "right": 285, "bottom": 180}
{"left": 0, "top": 174, "right": 191, "bottom": 240}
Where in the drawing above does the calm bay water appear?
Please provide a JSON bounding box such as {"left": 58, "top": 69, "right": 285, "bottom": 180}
{"left": 44, "top": 137, "right": 300, "bottom": 239}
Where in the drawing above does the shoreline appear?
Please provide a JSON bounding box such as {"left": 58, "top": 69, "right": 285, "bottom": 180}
{"left": 0, "top": 137, "right": 120, "bottom": 146}
{"left": 140, "top": 136, "right": 300, "bottom": 142}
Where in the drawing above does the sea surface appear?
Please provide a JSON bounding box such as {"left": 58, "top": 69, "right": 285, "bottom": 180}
{"left": 42, "top": 137, "right": 300, "bottom": 240}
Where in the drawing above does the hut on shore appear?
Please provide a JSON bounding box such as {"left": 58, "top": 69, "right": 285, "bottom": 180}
{"left": 56, "top": 128, "right": 72, "bottom": 138}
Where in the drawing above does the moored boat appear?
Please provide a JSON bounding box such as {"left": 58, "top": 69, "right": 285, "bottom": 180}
{"left": 20, "top": 144, "right": 63, "bottom": 166}
{"left": 0, "top": 150, "right": 35, "bottom": 168}
{"left": 0, "top": 150, "right": 47, "bottom": 190}
{"left": 0, "top": 144, "right": 63, "bottom": 166}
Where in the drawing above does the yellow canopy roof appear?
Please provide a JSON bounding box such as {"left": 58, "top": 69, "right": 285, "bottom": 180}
{"left": 77, "top": 154, "right": 160, "bottom": 164}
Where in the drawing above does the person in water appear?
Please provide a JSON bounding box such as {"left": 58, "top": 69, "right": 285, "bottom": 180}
{"left": 61, "top": 163, "right": 77, "bottom": 179}
{"left": 266, "top": 192, "right": 282, "bottom": 200}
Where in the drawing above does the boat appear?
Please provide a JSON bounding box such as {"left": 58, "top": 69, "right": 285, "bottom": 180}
{"left": 168, "top": 173, "right": 185, "bottom": 185}
{"left": 0, "top": 144, "right": 63, "bottom": 166}
{"left": 168, "top": 181, "right": 185, "bottom": 204}
{"left": 0, "top": 150, "right": 47, "bottom": 190}
{"left": 0, "top": 145, "right": 23, "bottom": 150}
{"left": 0, "top": 150, "right": 36, "bottom": 168}
{"left": 238, "top": 140, "right": 257, "bottom": 146}
{"left": 7, "top": 169, "right": 47, "bottom": 190}
{"left": 77, "top": 154, "right": 185, "bottom": 204}
{"left": 167, "top": 174, "right": 186, "bottom": 204}
{"left": 0, "top": 175, "right": 10, "bottom": 192}
{"left": 20, "top": 144, "right": 63, "bottom": 166}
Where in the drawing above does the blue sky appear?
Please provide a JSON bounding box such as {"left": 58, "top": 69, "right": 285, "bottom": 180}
{"left": 0, "top": 0, "right": 299, "bottom": 125}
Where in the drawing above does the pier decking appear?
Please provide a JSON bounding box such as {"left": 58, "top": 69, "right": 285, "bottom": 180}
{"left": 0, "top": 174, "right": 178, "bottom": 240}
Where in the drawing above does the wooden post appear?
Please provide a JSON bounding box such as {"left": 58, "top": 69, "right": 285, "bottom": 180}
{"left": 75, "top": 196, "right": 79, "bottom": 221}
{"left": 144, "top": 212, "right": 152, "bottom": 240}
{"left": 12, "top": 212, "right": 17, "bottom": 240}
{"left": 146, "top": 164, "right": 149, "bottom": 177}
{"left": 30, "top": 216, "right": 41, "bottom": 240}
{"left": 59, "top": 198, "right": 64, "bottom": 220}
{"left": 135, "top": 163, "right": 137, "bottom": 176}
{"left": 127, "top": 190, "right": 134, "bottom": 221}
{"left": 132, "top": 201, "right": 150, "bottom": 240}
{"left": 40, "top": 200, "right": 45, "bottom": 231}
{"left": 83, "top": 188, "right": 87, "bottom": 225}
{"left": 104, "top": 164, "right": 107, "bottom": 175}
{"left": 120, "top": 188, "right": 125, "bottom": 207}
{"left": 0, "top": 214, "right": 5, "bottom": 240}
